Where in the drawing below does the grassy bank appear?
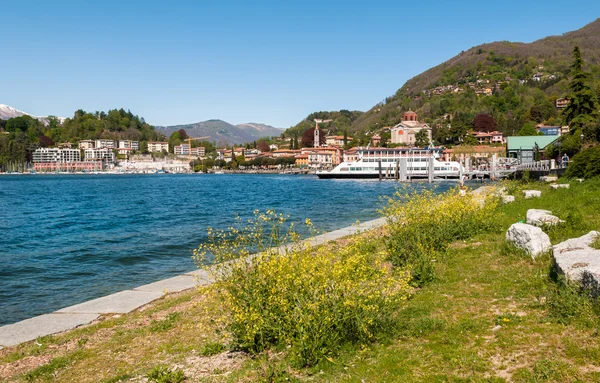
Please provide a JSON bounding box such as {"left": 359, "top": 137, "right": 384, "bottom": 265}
{"left": 1, "top": 179, "right": 600, "bottom": 382}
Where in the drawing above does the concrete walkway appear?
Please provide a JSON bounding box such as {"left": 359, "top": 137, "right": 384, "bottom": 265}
{"left": 0, "top": 217, "right": 386, "bottom": 348}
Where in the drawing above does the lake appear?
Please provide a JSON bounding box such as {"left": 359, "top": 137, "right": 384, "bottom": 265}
{"left": 0, "top": 174, "right": 452, "bottom": 325}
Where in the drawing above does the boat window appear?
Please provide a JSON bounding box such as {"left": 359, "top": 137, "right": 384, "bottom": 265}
{"left": 339, "top": 168, "right": 349, "bottom": 172}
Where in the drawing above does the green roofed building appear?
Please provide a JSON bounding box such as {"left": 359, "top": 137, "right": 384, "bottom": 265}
{"left": 506, "top": 136, "right": 559, "bottom": 164}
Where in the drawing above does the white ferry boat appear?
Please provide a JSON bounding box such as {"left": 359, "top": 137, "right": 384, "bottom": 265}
{"left": 316, "top": 147, "right": 463, "bottom": 179}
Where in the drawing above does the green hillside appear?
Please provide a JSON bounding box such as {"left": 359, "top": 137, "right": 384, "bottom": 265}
{"left": 351, "top": 19, "right": 600, "bottom": 138}
{"left": 0, "top": 108, "right": 162, "bottom": 170}
{"left": 285, "top": 19, "right": 600, "bottom": 147}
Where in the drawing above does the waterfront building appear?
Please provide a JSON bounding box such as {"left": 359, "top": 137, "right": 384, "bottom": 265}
{"left": 148, "top": 141, "right": 169, "bottom": 153}
{"left": 32, "top": 148, "right": 102, "bottom": 172}
{"left": 78, "top": 140, "right": 95, "bottom": 149}
{"left": 390, "top": 111, "right": 432, "bottom": 145}
{"left": 441, "top": 145, "right": 505, "bottom": 162}
{"left": 85, "top": 148, "right": 116, "bottom": 163}
{"left": 301, "top": 147, "right": 343, "bottom": 165}
{"left": 343, "top": 147, "right": 360, "bottom": 162}
{"left": 506, "top": 136, "right": 559, "bottom": 164}
{"left": 272, "top": 149, "right": 301, "bottom": 158}
{"left": 308, "top": 151, "right": 333, "bottom": 169}
{"left": 33, "top": 148, "right": 81, "bottom": 163}
{"left": 295, "top": 153, "right": 309, "bottom": 168}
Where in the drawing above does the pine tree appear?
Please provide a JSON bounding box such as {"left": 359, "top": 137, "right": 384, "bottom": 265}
{"left": 563, "top": 46, "right": 599, "bottom": 140}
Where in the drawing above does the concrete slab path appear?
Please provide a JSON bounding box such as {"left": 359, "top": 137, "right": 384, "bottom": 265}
{"left": 0, "top": 217, "right": 387, "bottom": 348}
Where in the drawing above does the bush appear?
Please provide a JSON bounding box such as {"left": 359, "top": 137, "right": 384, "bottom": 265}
{"left": 565, "top": 145, "right": 600, "bottom": 179}
{"left": 146, "top": 366, "right": 186, "bottom": 383}
{"left": 193, "top": 211, "right": 412, "bottom": 367}
{"left": 382, "top": 187, "right": 499, "bottom": 286}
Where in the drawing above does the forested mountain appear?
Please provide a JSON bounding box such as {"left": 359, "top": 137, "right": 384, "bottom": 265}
{"left": 284, "top": 18, "right": 600, "bottom": 147}
{"left": 349, "top": 19, "right": 600, "bottom": 139}
{"left": 235, "top": 123, "right": 284, "bottom": 140}
{"left": 156, "top": 120, "right": 282, "bottom": 146}
{"left": 0, "top": 108, "right": 162, "bottom": 170}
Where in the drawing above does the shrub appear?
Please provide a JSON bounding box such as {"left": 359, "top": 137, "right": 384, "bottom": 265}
{"left": 193, "top": 211, "right": 412, "bottom": 367}
{"left": 382, "top": 187, "right": 499, "bottom": 286}
{"left": 146, "top": 366, "right": 186, "bottom": 383}
{"left": 565, "top": 145, "right": 600, "bottom": 179}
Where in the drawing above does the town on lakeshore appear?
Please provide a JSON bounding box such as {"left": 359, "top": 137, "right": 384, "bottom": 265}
{"left": 0, "top": 109, "right": 573, "bottom": 178}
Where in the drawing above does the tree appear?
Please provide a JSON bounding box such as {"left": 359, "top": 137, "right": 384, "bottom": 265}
{"left": 177, "top": 129, "right": 189, "bottom": 140}
{"left": 472, "top": 113, "right": 497, "bottom": 132}
{"left": 256, "top": 140, "right": 269, "bottom": 152}
{"left": 517, "top": 122, "right": 541, "bottom": 136}
{"left": 6, "top": 116, "right": 31, "bottom": 133}
{"left": 38, "top": 135, "right": 55, "bottom": 147}
{"left": 563, "top": 46, "right": 599, "bottom": 141}
{"left": 301, "top": 128, "right": 325, "bottom": 148}
{"left": 168, "top": 131, "right": 182, "bottom": 153}
{"left": 414, "top": 129, "right": 430, "bottom": 147}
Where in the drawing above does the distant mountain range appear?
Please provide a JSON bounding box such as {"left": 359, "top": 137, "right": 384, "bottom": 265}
{"left": 0, "top": 104, "right": 66, "bottom": 125}
{"left": 155, "top": 120, "right": 284, "bottom": 145}
{"left": 1, "top": 103, "right": 282, "bottom": 145}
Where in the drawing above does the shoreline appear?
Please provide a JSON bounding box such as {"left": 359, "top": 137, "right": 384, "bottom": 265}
{"left": 0, "top": 217, "right": 386, "bottom": 349}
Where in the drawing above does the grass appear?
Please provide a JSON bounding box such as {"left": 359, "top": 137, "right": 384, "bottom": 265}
{"left": 1, "top": 179, "right": 600, "bottom": 382}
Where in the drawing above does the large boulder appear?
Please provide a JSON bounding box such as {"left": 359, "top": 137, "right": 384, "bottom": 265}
{"left": 553, "top": 231, "right": 600, "bottom": 295}
{"left": 506, "top": 223, "right": 552, "bottom": 258}
{"left": 526, "top": 209, "right": 564, "bottom": 227}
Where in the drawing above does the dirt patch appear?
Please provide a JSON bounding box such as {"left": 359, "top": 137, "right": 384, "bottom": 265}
{"left": 0, "top": 354, "right": 53, "bottom": 379}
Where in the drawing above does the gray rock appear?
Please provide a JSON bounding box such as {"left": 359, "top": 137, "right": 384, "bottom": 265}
{"left": 526, "top": 209, "right": 564, "bottom": 227}
{"left": 550, "top": 184, "right": 570, "bottom": 189}
{"left": 506, "top": 223, "right": 552, "bottom": 258}
{"left": 541, "top": 176, "right": 558, "bottom": 182}
{"left": 523, "top": 190, "right": 542, "bottom": 199}
{"left": 553, "top": 231, "right": 600, "bottom": 295}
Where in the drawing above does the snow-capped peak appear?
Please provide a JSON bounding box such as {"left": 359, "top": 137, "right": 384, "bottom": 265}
{"left": 0, "top": 104, "right": 66, "bottom": 124}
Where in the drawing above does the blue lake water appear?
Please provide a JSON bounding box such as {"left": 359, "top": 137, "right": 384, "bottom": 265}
{"left": 0, "top": 174, "right": 452, "bottom": 326}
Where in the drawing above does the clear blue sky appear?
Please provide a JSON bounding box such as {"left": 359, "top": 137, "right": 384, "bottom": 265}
{"left": 1, "top": 1, "right": 599, "bottom": 128}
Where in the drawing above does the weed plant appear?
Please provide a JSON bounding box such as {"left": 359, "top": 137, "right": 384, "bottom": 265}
{"left": 382, "top": 187, "right": 499, "bottom": 286}
{"left": 193, "top": 210, "right": 412, "bottom": 367}
{"left": 146, "top": 366, "right": 186, "bottom": 383}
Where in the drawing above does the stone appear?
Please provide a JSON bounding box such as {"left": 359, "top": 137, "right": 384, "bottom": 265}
{"left": 526, "top": 209, "right": 564, "bottom": 227}
{"left": 523, "top": 190, "right": 542, "bottom": 199}
{"left": 506, "top": 223, "right": 552, "bottom": 258}
{"left": 502, "top": 195, "right": 515, "bottom": 204}
{"left": 550, "top": 184, "right": 570, "bottom": 189}
{"left": 541, "top": 176, "right": 558, "bottom": 182}
{"left": 553, "top": 231, "right": 600, "bottom": 295}
{"left": 576, "top": 179, "right": 585, "bottom": 183}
